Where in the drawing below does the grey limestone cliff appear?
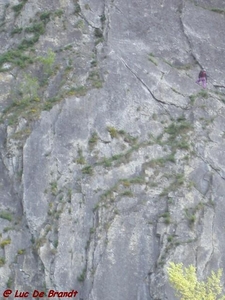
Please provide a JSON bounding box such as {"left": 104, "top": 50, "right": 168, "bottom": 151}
{"left": 0, "top": 0, "right": 225, "bottom": 299}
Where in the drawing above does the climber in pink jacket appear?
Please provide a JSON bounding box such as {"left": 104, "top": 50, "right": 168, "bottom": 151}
{"left": 196, "top": 70, "right": 207, "bottom": 89}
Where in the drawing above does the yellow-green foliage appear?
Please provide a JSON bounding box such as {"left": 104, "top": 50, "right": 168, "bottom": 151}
{"left": 17, "top": 249, "right": 26, "bottom": 255}
{"left": 0, "top": 238, "right": 11, "bottom": 248}
{"left": 167, "top": 262, "right": 225, "bottom": 300}
{"left": 20, "top": 74, "right": 39, "bottom": 101}
{"left": 0, "top": 257, "right": 5, "bottom": 267}
{"left": 37, "top": 49, "right": 56, "bottom": 75}
{"left": 107, "top": 126, "right": 118, "bottom": 138}
{"left": 38, "top": 49, "right": 55, "bottom": 65}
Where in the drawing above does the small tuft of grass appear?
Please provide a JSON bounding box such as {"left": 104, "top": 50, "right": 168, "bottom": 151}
{"left": 165, "top": 120, "right": 192, "bottom": 152}
{"left": 165, "top": 121, "right": 192, "bottom": 136}
{"left": 12, "top": 3, "right": 24, "bottom": 13}
{"left": 107, "top": 126, "right": 118, "bottom": 138}
{"left": 98, "top": 154, "right": 123, "bottom": 168}
{"left": 0, "top": 238, "right": 11, "bottom": 248}
{"left": 65, "top": 86, "right": 87, "bottom": 97}
{"left": 198, "top": 90, "right": 209, "bottom": 98}
{"left": 148, "top": 53, "right": 157, "bottom": 66}
{"left": 167, "top": 235, "right": 174, "bottom": 242}
{"left": 149, "top": 153, "right": 176, "bottom": 168}
{"left": 12, "top": 0, "right": 28, "bottom": 16}
{"left": 100, "top": 14, "right": 106, "bottom": 22}
{"left": 120, "top": 190, "right": 133, "bottom": 197}
{"left": 82, "top": 165, "right": 93, "bottom": 175}
{"left": 90, "top": 227, "right": 95, "bottom": 234}
{"left": 40, "top": 12, "right": 51, "bottom": 23}
{"left": 0, "top": 211, "right": 12, "bottom": 222}
{"left": 3, "top": 227, "right": 13, "bottom": 233}
{"left": 50, "top": 181, "right": 58, "bottom": 196}
{"left": 25, "top": 22, "right": 45, "bottom": 34}
{"left": 11, "top": 27, "right": 23, "bottom": 35}
{"left": 120, "top": 180, "right": 130, "bottom": 187}
{"left": 67, "top": 189, "right": 72, "bottom": 203}
{"left": 0, "top": 257, "right": 6, "bottom": 267}
{"left": 88, "top": 71, "right": 103, "bottom": 88}
{"left": 176, "top": 140, "right": 189, "bottom": 150}
{"left": 126, "top": 177, "right": 144, "bottom": 185}
{"left": 184, "top": 208, "right": 196, "bottom": 227}
{"left": 77, "top": 268, "right": 86, "bottom": 282}
{"left": 6, "top": 277, "right": 13, "bottom": 288}
{"left": 17, "top": 35, "right": 40, "bottom": 51}
{"left": 76, "top": 148, "right": 85, "bottom": 165}
{"left": 94, "top": 28, "right": 103, "bottom": 38}
{"left": 210, "top": 8, "right": 225, "bottom": 14}
{"left": 74, "top": 3, "right": 81, "bottom": 14}
{"left": 54, "top": 9, "right": 64, "bottom": 18}
{"left": 88, "top": 132, "right": 98, "bottom": 149}
{"left": 43, "top": 96, "right": 60, "bottom": 111}
{"left": 175, "top": 173, "right": 185, "bottom": 185}
{"left": 189, "top": 95, "right": 196, "bottom": 104}
{"left": 53, "top": 240, "right": 58, "bottom": 248}
{"left": 84, "top": 4, "right": 91, "bottom": 10}
{"left": 160, "top": 212, "right": 171, "bottom": 225}
{"left": 17, "top": 249, "right": 26, "bottom": 255}
{"left": 75, "top": 20, "right": 85, "bottom": 29}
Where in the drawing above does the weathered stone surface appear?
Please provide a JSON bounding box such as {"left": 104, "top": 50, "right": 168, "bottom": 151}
{"left": 0, "top": 0, "right": 225, "bottom": 299}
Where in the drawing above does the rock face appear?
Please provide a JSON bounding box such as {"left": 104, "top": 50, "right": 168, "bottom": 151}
{"left": 0, "top": 0, "right": 225, "bottom": 299}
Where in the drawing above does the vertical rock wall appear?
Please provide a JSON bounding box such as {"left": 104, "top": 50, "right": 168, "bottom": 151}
{"left": 0, "top": 0, "right": 225, "bottom": 299}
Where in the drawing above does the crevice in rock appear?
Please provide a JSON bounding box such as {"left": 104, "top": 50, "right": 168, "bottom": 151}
{"left": 213, "top": 84, "right": 225, "bottom": 89}
{"left": 51, "top": 101, "right": 64, "bottom": 137}
{"left": 197, "top": 154, "right": 225, "bottom": 181}
{"left": 118, "top": 56, "right": 189, "bottom": 113}
{"left": 202, "top": 207, "right": 215, "bottom": 275}
{"left": 101, "top": 0, "right": 112, "bottom": 47}
{"left": 179, "top": 0, "right": 203, "bottom": 69}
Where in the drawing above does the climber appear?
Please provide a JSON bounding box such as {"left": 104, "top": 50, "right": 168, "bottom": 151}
{"left": 196, "top": 70, "right": 207, "bottom": 89}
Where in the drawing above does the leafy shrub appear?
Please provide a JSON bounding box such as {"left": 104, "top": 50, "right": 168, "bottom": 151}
{"left": 0, "top": 50, "right": 32, "bottom": 69}
{"left": 20, "top": 74, "right": 39, "bottom": 101}
{"left": 167, "top": 262, "right": 225, "bottom": 300}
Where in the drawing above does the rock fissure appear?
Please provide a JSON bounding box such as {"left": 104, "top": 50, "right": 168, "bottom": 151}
{"left": 179, "top": 0, "right": 203, "bottom": 69}
{"left": 203, "top": 207, "right": 216, "bottom": 275}
{"left": 118, "top": 56, "right": 188, "bottom": 113}
{"left": 198, "top": 154, "right": 225, "bottom": 181}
